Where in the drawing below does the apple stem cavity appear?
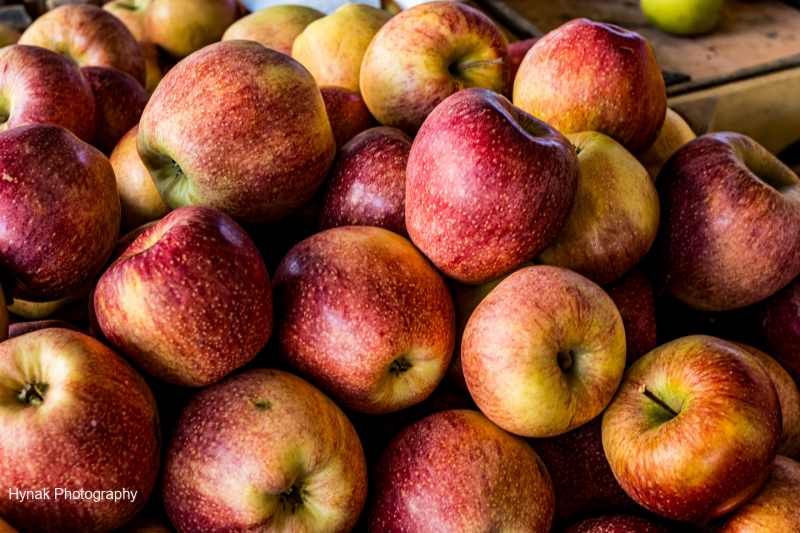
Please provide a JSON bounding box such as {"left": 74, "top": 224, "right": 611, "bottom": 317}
{"left": 639, "top": 384, "right": 679, "bottom": 418}
{"left": 389, "top": 356, "right": 412, "bottom": 377}
{"left": 16, "top": 381, "right": 47, "bottom": 407}
{"left": 557, "top": 349, "right": 575, "bottom": 372}
{"left": 279, "top": 483, "right": 306, "bottom": 514}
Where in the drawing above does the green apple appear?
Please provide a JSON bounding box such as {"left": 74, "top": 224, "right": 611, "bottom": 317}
{"left": 640, "top": 0, "right": 725, "bottom": 36}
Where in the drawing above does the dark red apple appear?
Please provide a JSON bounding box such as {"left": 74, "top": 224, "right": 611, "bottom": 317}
{"left": 604, "top": 267, "right": 658, "bottom": 367}
{"left": 320, "top": 86, "right": 377, "bottom": 150}
{"left": 563, "top": 515, "right": 669, "bottom": 533}
{"left": 507, "top": 37, "right": 537, "bottom": 89}
{"left": 759, "top": 275, "right": 800, "bottom": 384}
{"left": 8, "top": 319, "right": 80, "bottom": 338}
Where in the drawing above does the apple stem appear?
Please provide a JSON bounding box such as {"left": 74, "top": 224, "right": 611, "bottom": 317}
{"left": 17, "top": 382, "right": 47, "bottom": 406}
{"left": 456, "top": 57, "right": 505, "bottom": 71}
{"left": 639, "top": 384, "right": 679, "bottom": 418}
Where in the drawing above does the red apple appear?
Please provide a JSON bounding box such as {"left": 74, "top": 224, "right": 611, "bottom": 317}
{"left": 0, "top": 328, "right": 160, "bottom": 533}
{"left": 19, "top": 4, "right": 145, "bottom": 85}
{"left": 604, "top": 267, "right": 658, "bottom": 367}
{"left": 273, "top": 225, "right": 455, "bottom": 414}
{"left": 82, "top": 66, "right": 149, "bottom": 155}
{"left": 366, "top": 409, "right": 554, "bottom": 532}
{"left": 137, "top": 40, "right": 336, "bottom": 223}
{"left": 0, "top": 45, "right": 96, "bottom": 142}
{"left": 406, "top": 87, "right": 580, "bottom": 284}
{"left": 8, "top": 319, "right": 80, "bottom": 338}
{"left": 163, "top": 369, "right": 367, "bottom": 533}
{"left": 117, "top": 517, "right": 175, "bottom": 533}
{"left": 320, "top": 86, "right": 377, "bottom": 150}
{"left": 360, "top": 1, "right": 509, "bottom": 135}
{"left": 654, "top": 133, "right": 800, "bottom": 311}
{"left": 563, "top": 515, "right": 669, "bottom": 533}
{"left": 462, "top": 265, "right": 626, "bottom": 437}
{"left": 221, "top": 5, "right": 324, "bottom": 56}
{"left": 602, "top": 335, "right": 782, "bottom": 521}
{"left": 514, "top": 18, "right": 666, "bottom": 154}
{"left": 0, "top": 290, "right": 7, "bottom": 343}
{"left": 145, "top": 0, "right": 239, "bottom": 60}
{"left": 317, "top": 126, "right": 410, "bottom": 236}
{"left": 94, "top": 206, "right": 272, "bottom": 387}
{"left": 0, "top": 124, "right": 120, "bottom": 301}
{"left": 758, "top": 275, "right": 800, "bottom": 384}
{"left": 507, "top": 37, "right": 537, "bottom": 89}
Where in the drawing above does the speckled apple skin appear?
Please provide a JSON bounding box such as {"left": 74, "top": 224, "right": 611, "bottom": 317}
{"left": 320, "top": 86, "right": 377, "bottom": 150}
{"left": 273, "top": 225, "right": 455, "bottom": 414}
{"left": 163, "top": 369, "right": 367, "bottom": 533}
{"left": 406, "top": 88, "right": 580, "bottom": 285}
{"left": 366, "top": 409, "right": 554, "bottom": 533}
{"left": 318, "top": 126, "right": 411, "bottom": 236}
{"left": 20, "top": 4, "right": 145, "bottom": 85}
{"left": 94, "top": 206, "right": 273, "bottom": 387}
{"left": 528, "top": 416, "right": 641, "bottom": 528}
{"left": 717, "top": 456, "right": 800, "bottom": 533}
{"left": 0, "top": 124, "right": 120, "bottom": 301}
{"left": 603, "top": 267, "right": 657, "bottom": 367}
{"left": 602, "top": 335, "right": 782, "bottom": 522}
{"left": 462, "top": 265, "right": 626, "bottom": 437}
{"left": 654, "top": 133, "right": 800, "bottom": 311}
{"left": 513, "top": 18, "right": 666, "bottom": 155}
{"left": 563, "top": 515, "right": 669, "bottom": 533}
{"left": 0, "top": 329, "right": 160, "bottom": 533}
{"left": 138, "top": 40, "right": 336, "bottom": 223}
{"left": 222, "top": 5, "right": 324, "bottom": 56}
{"left": 360, "top": 1, "right": 509, "bottom": 136}
{"left": 0, "top": 45, "right": 96, "bottom": 142}
{"left": 759, "top": 276, "right": 800, "bottom": 384}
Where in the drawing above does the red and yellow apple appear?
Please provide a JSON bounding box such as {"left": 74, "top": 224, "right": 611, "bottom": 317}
{"left": 222, "top": 4, "right": 324, "bottom": 55}
{"left": 144, "top": 0, "right": 238, "bottom": 60}
{"left": 637, "top": 108, "right": 696, "bottom": 181}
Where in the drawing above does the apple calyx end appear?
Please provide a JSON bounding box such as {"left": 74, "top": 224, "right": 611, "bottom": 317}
{"left": 279, "top": 483, "right": 307, "bottom": 515}
{"left": 16, "top": 381, "right": 48, "bottom": 407}
{"left": 557, "top": 349, "right": 575, "bottom": 372}
{"left": 639, "top": 384, "right": 679, "bottom": 418}
{"left": 389, "top": 355, "right": 412, "bottom": 377}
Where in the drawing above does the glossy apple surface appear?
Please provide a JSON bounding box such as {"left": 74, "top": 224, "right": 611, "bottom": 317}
{"left": 637, "top": 108, "right": 696, "bottom": 181}
{"left": 604, "top": 267, "right": 658, "bottom": 367}
{"left": 320, "top": 86, "right": 377, "bottom": 150}
{"left": 406, "top": 88, "right": 580, "bottom": 284}
{"left": 758, "top": 275, "right": 800, "bottom": 384}
{"left": 222, "top": 4, "right": 324, "bottom": 55}
{"left": 145, "top": 0, "right": 238, "bottom": 60}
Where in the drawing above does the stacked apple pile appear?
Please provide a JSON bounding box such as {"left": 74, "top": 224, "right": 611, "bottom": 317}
{"left": 0, "top": 2, "right": 799, "bottom": 533}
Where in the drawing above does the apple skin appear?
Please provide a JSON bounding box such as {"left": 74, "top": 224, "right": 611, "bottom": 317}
{"left": 602, "top": 335, "right": 782, "bottom": 522}
{"left": 317, "top": 126, "right": 411, "bottom": 236}
{"left": 529, "top": 416, "right": 643, "bottom": 528}
{"left": 0, "top": 124, "right": 120, "bottom": 301}
{"left": 715, "top": 456, "right": 800, "bottom": 533}
{"left": 163, "top": 368, "right": 367, "bottom": 533}
{"left": 7, "top": 284, "right": 90, "bottom": 320}
{"left": 8, "top": 319, "right": 80, "bottom": 338}
{"left": 273, "top": 225, "right": 455, "bottom": 414}
{"left": 0, "top": 289, "right": 7, "bottom": 343}
{"left": 654, "top": 133, "right": 800, "bottom": 311}
{"left": 19, "top": 4, "right": 145, "bottom": 86}
{"left": 94, "top": 206, "right": 273, "bottom": 387}
{"left": 0, "top": 328, "right": 160, "bottom": 533}
{"left": 514, "top": 18, "right": 666, "bottom": 155}
{"left": 292, "top": 4, "right": 392, "bottom": 94}
{"left": 604, "top": 267, "right": 658, "bottom": 367}
{"left": 138, "top": 40, "right": 336, "bottom": 224}
{"left": 406, "top": 88, "right": 581, "bottom": 285}
{"left": 637, "top": 108, "right": 696, "bottom": 181}
{"left": 320, "top": 86, "right": 378, "bottom": 150}
{"left": 111, "top": 125, "right": 171, "bottom": 233}
{"left": 0, "top": 45, "right": 96, "bottom": 143}
{"left": 360, "top": 1, "right": 509, "bottom": 136}
{"left": 537, "top": 131, "right": 660, "bottom": 285}
{"left": 463, "top": 265, "right": 627, "bottom": 438}
{"left": 508, "top": 38, "right": 537, "bottom": 89}
{"left": 145, "top": 0, "right": 238, "bottom": 60}
{"left": 366, "top": 409, "right": 554, "bottom": 533}
{"left": 82, "top": 66, "right": 149, "bottom": 156}
{"left": 563, "top": 515, "right": 669, "bottom": 533}
{"left": 641, "top": 0, "right": 725, "bottom": 36}
{"left": 758, "top": 276, "right": 800, "bottom": 385}
{"left": 733, "top": 343, "right": 800, "bottom": 460}
{"left": 116, "top": 517, "right": 175, "bottom": 533}
{"left": 222, "top": 5, "right": 324, "bottom": 56}
{"left": 0, "top": 25, "right": 20, "bottom": 48}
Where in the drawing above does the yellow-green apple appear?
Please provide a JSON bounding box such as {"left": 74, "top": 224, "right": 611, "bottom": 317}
{"left": 82, "top": 66, "right": 149, "bottom": 155}
{"left": 406, "top": 88, "right": 580, "bottom": 284}
{"left": 641, "top": 0, "right": 725, "bottom": 36}
{"left": 137, "top": 40, "right": 335, "bottom": 223}
{"left": 637, "top": 108, "right": 696, "bottom": 181}
{"left": 292, "top": 4, "right": 392, "bottom": 94}
{"left": 222, "top": 4, "right": 324, "bottom": 55}
{"left": 529, "top": 416, "right": 642, "bottom": 528}
{"left": 604, "top": 267, "right": 658, "bottom": 367}
{"left": 360, "top": 1, "right": 509, "bottom": 136}
{"left": 715, "top": 456, "right": 800, "bottom": 533}
{"left": 654, "top": 133, "right": 800, "bottom": 311}
{"left": 111, "top": 125, "right": 170, "bottom": 233}
{"left": 734, "top": 343, "right": 800, "bottom": 459}
{"left": 320, "top": 86, "right": 377, "bottom": 150}
{"left": 507, "top": 37, "right": 537, "bottom": 90}
{"left": 273, "top": 225, "right": 455, "bottom": 414}
{"left": 514, "top": 19, "right": 666, "bottom": 154}
{"left": 94, "top": 206, "right": 272, "bottom": 387}
{"left": 163, "top": 368, "right": 367, "bottom": 533}
{"left": 758, "top": 276, "right": 800, "bottom": 384}
{"left": 0, "top": 328, "right": 160, "bottom": 533}
{"left": 537, "top": 131, "right": 660, "bottom": 285}
{"left": 463, "top": 265, "right": 627, "bottom": 437}
{"left": 602, "top": 335, "right": 782, "bottom": 521}
{"left": 0, "top": 45, "right": 96, "bottom": 142}
{"left": 0, "top": 124, "right": 119, "bottom": 301}
{"left": 365, "top": 409, "right": 554, "bottom": 532}
{"left": 564, "top": 515, "right": 669, "bottom": 533}
{"left": 317, "top": 126, "right": 410, "bottom": 236}
{"left": 0, "top": 25, "right": 20, "bottom": 47}
{"left": 7, "top": 284, "right": 90, "bottom": 320}
{"left": 8, "top": 319, "right": 80, "bottom": 338}
{"left": 144, "top": 0, "right": 238, "bottom": 60}
{"left": 19, "top": 4, "right": 146, "bottom": 85}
